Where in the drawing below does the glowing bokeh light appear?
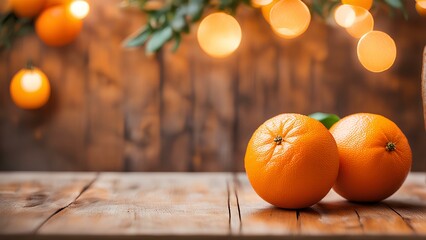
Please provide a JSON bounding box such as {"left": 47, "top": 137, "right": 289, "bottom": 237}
{"left": 252, "top": 0, "right": 274, "bottom": 7}
{"left": 334, "top": 4, "right": 357, "bottom": 28}
{"left": 197, "top": 12, "right": 242, "bottom": 58}
{"left": 357, "top": 31, "right": 396, "bottom": 73}
{"left": 69, "top": 0, "right": 90, "bottom": 19}
{"left": 346, "top": 6, "right": 374, "bottom": 38}
{"left": 269, "top": 0, "right": 311, "bottom": 39}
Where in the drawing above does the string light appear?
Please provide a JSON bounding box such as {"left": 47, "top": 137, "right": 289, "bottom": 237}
{"left": 197, "top": 12, "right": 242, "bottom": 58}
{"left": 261, "top": 0, "right": 278, "bottom": 23}
{"left": 69, "top": 0, "right": 90, "bottom": 19}
{"left": 334, "top": 5, "right": 357, "bottom": 28}
{"left": 269, "top": 0, "right": 311, "bottom": 39}
{"left": 252, "top": 0, "right": 274, "bottom": 7}
{"left": 357, "top": 31, "right": 396, "bottom": 73}
{"left": 346, "top": 6, "right": 374, "bottom": 38}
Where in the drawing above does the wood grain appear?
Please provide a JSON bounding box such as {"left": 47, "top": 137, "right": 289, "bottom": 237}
{"left": 39, "top": 173, "right": 233, "bottom": 235}
{"left": 422, "top": 46, "right": 426, "bottom": 130}
{"left": 0, "top": 172, "right": 96, "bottom": 234}
{"left": 0, "top": 172, "right": 425, "bottom": 239}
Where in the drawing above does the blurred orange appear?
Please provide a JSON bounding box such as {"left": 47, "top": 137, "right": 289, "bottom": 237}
{"left": 10, "top": 67, "right": 51, "bottom": 109}
{"left": 10, "top": 0, "right": 46, "bottom": 18}
{"left": 35, "top": 5, "right": 83, "bottom": 46}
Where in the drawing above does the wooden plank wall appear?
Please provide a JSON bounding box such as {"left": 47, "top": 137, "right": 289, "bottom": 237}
{"left": 0, "top": 1, "right": 425, "bottom": 172}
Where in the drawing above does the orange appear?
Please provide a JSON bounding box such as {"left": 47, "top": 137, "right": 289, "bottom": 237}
{"left": 10, "top": 0, "right": 46, "bottom": 18}
{"left": 330, "top": 113, "right": 412, "bottom": 202}
{"left": 245, "top": 113, "right": 339, "bottom": 209}
{"left": 35, "top": 5, "right": 83, "bottom": 46}
{"left": 10, "top": 66, "right": 51, "bottom": 109}
{"left": 341, "top": 0, "right": 373, "bottom": 10}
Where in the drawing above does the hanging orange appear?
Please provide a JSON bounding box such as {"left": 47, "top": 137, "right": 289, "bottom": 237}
{"left": 35, "top": 4, "right": 83, "bottom": 46}
{"left": 245, "top": 113, "right": 339, "bottom": 209}
{"left": 330, "top": 113, "right": 412, "bottom": 202}
{"left": 10, "top": 66, "right": 51, "bottom": 109}
{"left": 10, "top": 0, "right": 46, "bottom": 18}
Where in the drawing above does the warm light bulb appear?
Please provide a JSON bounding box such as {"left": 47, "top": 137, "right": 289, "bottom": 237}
{"left": 357, "top": 31, "right": 396, "bottom": 73}
{"left": 269, "top": 0, "right": 311, "bottom": 39}
{"left": 21, "top": 72, "right": 42, "bottom": 92}
{"left": 334, "top": 4, "right": 356, "bottom": 28}
{"left": 252, "top": 0, "right": 274, "bottom": 7}
{"left": 417, "top": 0, "right": 426, "bottom": 9}
{"left": 197, "top": 12, "right": 242, "bottom": 58}
{"left": 341, "top": 0, "right": 373, "bottom": 10}
{"left": 346, "top": 6, "right": 374, "bottom": 38}
{"left": 69, "top": 0, "right": 90, "bottom": 19}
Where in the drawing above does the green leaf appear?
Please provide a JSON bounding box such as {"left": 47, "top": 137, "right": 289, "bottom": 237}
{"left": 146, "top": 26, "right": 173, "bottom": 53}
{"left": 384, "top": 0, "right": 403, "bottom": 9}
{"left": 309, "top": 112, "right": 341, "bottom": 129}
{"left": 124, "top": 26, "right": 151, "bottom": 47}
{"left": 172, "top": 33, "right": 181, "bottom": 52}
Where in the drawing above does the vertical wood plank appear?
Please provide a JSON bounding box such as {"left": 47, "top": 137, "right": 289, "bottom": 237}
{"left": 121, "top": 10, "right": 161, "bottom": 171}
{"left": 191, "top": 25, "right": 237, "bottom": 171}
{"left": 422, "top": 46, "right": 426, "bottom": 130}
{"left": 159, "top": 39, "right": 193, "bottom": 171}
{"left": 0, "top": 172, "right": 96, "bottom": 234}
{"left": 85, "top": 0, "right": 126, "bottom": 170}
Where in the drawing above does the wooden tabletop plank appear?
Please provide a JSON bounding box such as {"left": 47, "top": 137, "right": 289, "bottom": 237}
{"left": 384, "top": 173, "right": 426, "bottom": 234}
{"left": 234, "top": 174, "right": 298, "bottom": 236}
{"left": 235, "top": 172, "right": 426, "bottom": 237}
{"left": 0, "top": 172, "right": 97, "bottom": 234}
{"left": 38, "top": 173, "right": 233, "bottom": 236}
{"left": 0, "top": 172, "right": 425, "bottom": 239}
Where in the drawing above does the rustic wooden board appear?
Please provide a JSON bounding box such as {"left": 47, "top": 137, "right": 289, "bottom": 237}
{"left": 0, "top": 172, "right": 97, "bottom": 234}
{"left": 234, "top": 173, "right": 426, "bottom": 238}
{"left": 38, "top": 173, "right": 233, "bottom": 235}
{"left": 1, "top": 172, "right": 424, "bottom": 239}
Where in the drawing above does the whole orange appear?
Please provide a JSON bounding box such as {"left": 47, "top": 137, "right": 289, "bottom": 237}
{"left": 10, "top": 66, "right": 51, "bottom": 109}
{"left": 10, "top": 0, "right": 46, "bottom": 18}
{"left": 330, "top": 113, "right": 412, "bottom": 202}
{"left": 35, "top": 5, "right": 83, "bottom": 47}
{"left": 245, "top": 113, "right": 339, "bottom": 209}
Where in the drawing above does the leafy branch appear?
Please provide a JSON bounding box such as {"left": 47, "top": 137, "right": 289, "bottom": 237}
{"left": 0, "top": 12, "right": 33, "bottom": 49}
{"left": 0, "top": 0, "right": 408, "bottom": 52}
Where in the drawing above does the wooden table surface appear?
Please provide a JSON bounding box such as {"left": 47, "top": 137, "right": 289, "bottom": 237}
{"left": 0, "top": 172, "right": 425, "bottom": 239}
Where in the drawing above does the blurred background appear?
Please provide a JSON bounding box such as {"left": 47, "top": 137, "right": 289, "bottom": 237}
{"left": 0, "top": 0, "right": 425, "bottom": 172}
